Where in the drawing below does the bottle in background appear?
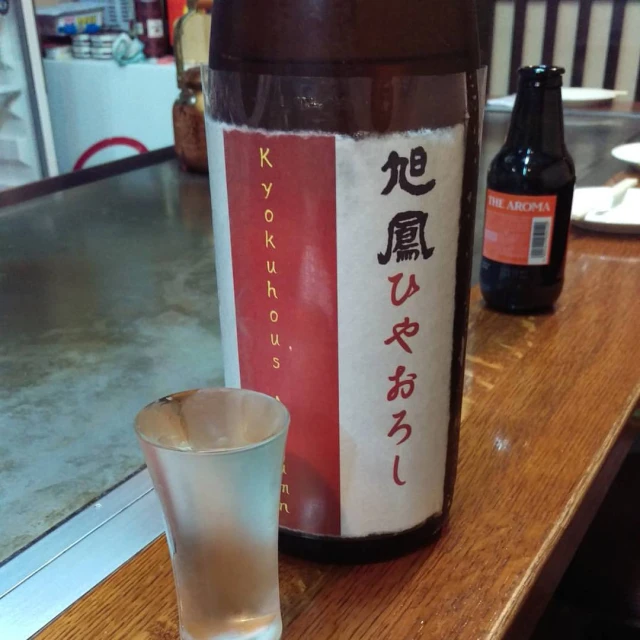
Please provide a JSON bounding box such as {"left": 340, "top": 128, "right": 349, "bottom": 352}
{"left": 134, "top": 0, "right": 168, "bottom": 58}
{"left": 204, "top": 0, "right": 482, "bottom": 562}
{"left": 173, "top": 0, "right": 211, "bottom": 85}
{"left": 480, "top": 65, "right": 576, "bottom": 313}
{"left": 172, "top": 0, "right": 211, "bottom": 173}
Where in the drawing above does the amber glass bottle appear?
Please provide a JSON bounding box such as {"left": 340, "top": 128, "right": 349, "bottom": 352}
{"left": 480, "top": 65, "right": 576, "bottom": 312}
{"left": 205, "top": 1, "right": 482, "bottom": 562}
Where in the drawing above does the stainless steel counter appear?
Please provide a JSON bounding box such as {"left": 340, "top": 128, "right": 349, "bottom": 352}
{"left": 0, "top": 163, "right": 222, "bottom": 564}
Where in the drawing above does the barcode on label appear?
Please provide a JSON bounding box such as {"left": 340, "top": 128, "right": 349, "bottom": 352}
{"left": 528, "top": 217, "right": 551, "bottom": 265}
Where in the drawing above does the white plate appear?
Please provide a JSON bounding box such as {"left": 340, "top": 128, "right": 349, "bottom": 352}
{"left": 487, "top": 87, "right": 626, "bottom": 110}
{"left": 561, "top": 87, "right": 624, "bottom": 105}
{"left": 611, "top": 143, "right": 640, "bottom": 168}
{"left": 571, "top": 187, "right": 640, "bottom": 234}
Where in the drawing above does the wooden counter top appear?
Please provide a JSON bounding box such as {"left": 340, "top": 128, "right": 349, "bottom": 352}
{"left": 37, "top": 229, "right": 640, "bottom": 640}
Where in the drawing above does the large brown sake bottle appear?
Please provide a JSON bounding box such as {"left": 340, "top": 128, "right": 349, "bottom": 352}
{"left": 204, "top": 0, "right": 482, "bottom": 563}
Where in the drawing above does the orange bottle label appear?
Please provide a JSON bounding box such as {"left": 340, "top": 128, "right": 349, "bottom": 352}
{"left": 482, "top": 190, "right": 556, "bottom": 266}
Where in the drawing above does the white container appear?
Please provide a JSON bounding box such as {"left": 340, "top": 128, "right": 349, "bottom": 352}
{"left": 91, "top": 32, "right": 119, "bottom": 46}
{"left": 72, "top": 44, "right": 92, "bottom": 58}
{"left": 43, "top": 58, "right": 176, "bottom": 172}
{"left": 36, "top": 2, "right": 105, "bottom": 36}
{"left": 98, "top": 0, "right": 135, "bottom": 32}
{"left": 43, "top": 45, "right": 74, "bottom": 60}
{"left": 91, "top": 45, "right": 114, "bottom": 59}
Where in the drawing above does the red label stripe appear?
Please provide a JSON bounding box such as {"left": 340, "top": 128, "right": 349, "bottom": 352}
{"left": 224, "top": 130, "right": 341, "bottom": 536}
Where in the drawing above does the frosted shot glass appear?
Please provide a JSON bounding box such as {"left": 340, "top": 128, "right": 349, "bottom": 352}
{"left": 135, "top": 388, "right": 289, "bottom": 640}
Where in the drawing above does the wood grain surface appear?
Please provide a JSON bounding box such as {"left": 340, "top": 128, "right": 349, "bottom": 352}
{"left": 36, "top": 227, "right": 640, "bottom": 640}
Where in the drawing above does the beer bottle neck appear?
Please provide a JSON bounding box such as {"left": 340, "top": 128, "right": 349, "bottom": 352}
{"left": 506, "top": 85, "right": 566, "bottom": 156}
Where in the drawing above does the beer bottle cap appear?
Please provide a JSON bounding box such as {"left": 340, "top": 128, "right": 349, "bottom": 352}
{"left": 518, "top": 65, "right": 565, "bottom": 88}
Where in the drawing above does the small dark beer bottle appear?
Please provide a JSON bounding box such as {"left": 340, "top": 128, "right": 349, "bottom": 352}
{"left": 480, "top": 65, "right": 575, "bottom": 312}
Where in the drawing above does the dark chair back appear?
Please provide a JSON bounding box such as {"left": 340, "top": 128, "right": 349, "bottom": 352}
{"left": 484, "top": 0, "right": 640, "bottom": 101}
